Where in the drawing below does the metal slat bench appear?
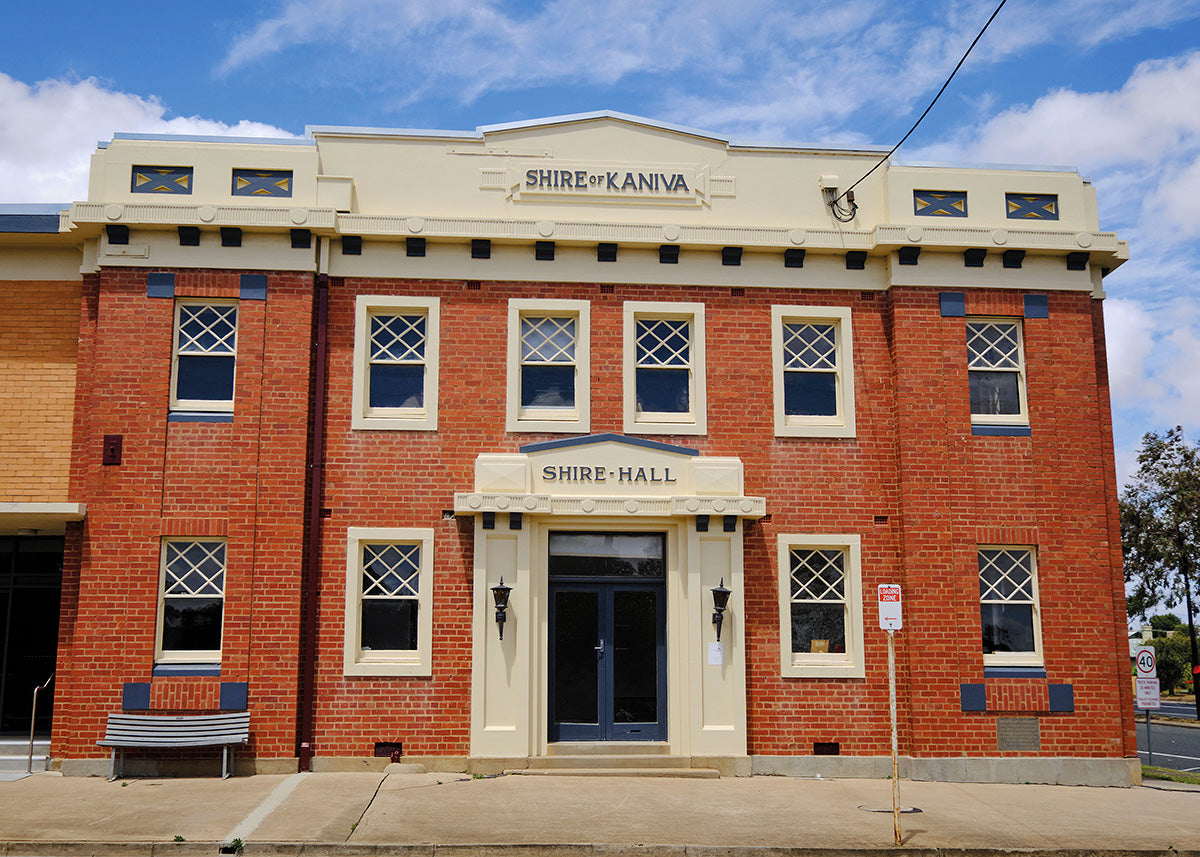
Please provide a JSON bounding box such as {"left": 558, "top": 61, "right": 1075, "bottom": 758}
{"left": 97, "top": 712, "right": 250, "bottom": 780}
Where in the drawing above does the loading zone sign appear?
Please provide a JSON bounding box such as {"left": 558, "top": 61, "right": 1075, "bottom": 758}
{"left": 878, "top": 585, "right": 902, "bottom": 630}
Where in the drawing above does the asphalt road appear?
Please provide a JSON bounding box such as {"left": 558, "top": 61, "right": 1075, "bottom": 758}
{"left": 1153, "top": 700, "right": 1200, "bottom": 719}
{"left": 1136, "top": 718, "right": 1200, "bottom": 771}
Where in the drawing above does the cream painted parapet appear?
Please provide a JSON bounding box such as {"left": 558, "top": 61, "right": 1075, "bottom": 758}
{"left": 460, "top": 435, "right": 757, "bottom": 765}
{"left": 63, "top": 113, "right": 1126, "bottom": 279}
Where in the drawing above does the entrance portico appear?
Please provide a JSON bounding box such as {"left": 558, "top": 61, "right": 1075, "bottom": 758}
{"left": 455, "top": 434, "right": 764, "bottom": 773}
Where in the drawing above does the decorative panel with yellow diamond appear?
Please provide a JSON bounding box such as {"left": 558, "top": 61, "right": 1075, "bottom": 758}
{"left": 1006, "top": 193, "right": 1058, "bottom": 220}
{"left": 232, "top": 169, "right": 293, "bottom": 198}
{"left": 914, "top": 190, "right": 967, "bottom": 217}
{"left": 131, "top": 166, "right": 193, "bottom": 194}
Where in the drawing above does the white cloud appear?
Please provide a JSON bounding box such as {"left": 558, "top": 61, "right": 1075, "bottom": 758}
{"left": 215, "top": 0, "right": 1200, "bottom": 138}
{"left": 0, "top": 74, "right": 294, "bottom": 203}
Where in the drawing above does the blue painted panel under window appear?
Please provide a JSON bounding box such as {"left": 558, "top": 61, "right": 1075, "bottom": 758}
{"left": 972, "top": 425, "right": 1032, "bottom": 437}
{"left": 1024, "top": 295, "right": 1049, "bottom": 319}
{"left": 239, "top": 274, "right": 267, "bottom": 301}
{"left": 146, "top": 272, "right": 176, "bottom": 299}
{"left": 1048, "top": 684, "right": 1075, "bottom": 713}
{"left": 219, "top": 682, "right": 249, "bottom": 711}
{"left": 167, "top": 412, "right": 234, "bottom": 423}
{"left": 940, "top": 292, "right": 966, "bottom": 317}
{"left": 961, "top": 683, "right": 987, "bottom": 712}
{"left": 122, "top": 682, "right": 151, "bottom": 711}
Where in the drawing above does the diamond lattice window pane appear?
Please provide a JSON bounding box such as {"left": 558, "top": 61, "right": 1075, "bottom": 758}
{"left": 370, "top": 314, "right": 426, "bottom": 363}
{"left": 164, "top": 541, "right": 226, "bottom": 596}
{"left": 362, "top": 543, "right": 420, "bottom": 598}
{"left": 636, "top": 319, "right": 690, "bottom": 367}
{"left": 967, "top": 322, "right": 1020, "bottom": 369}
{"left": 178, "top": 306, "right": 237, "bottom": 355}
{"left": 790, "top": 549, "right": 845, "bottom": 602}
{"left": 979, "top": 549, "right": 1034, "bottom": 602}
{"left": 521, "top": 316, "right": 576, "bottom": 364}
{"left": 783, "top": 323, "right": 837, "bottom": 370}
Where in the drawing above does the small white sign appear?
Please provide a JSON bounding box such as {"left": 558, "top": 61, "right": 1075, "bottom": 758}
{"left": 878, "top": 584, "right": 902, "bottom": 630}
{"left": 1136, "top": 677, "right": 1161, "bottom": 709}
{"left": 1135, "top": 646, "right": 1157, "bottom": 677}
{"left": 708, "top": 641, "right": 724, "bottom": 666}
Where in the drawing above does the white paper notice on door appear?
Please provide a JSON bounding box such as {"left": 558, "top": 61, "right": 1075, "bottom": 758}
{"left": 708, "top": 641, "right": 724, "bottom": 665}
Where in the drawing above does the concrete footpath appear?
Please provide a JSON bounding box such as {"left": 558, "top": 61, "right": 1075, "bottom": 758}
{"left": 1, "top": 770, "right": 1198, "bottom": 856}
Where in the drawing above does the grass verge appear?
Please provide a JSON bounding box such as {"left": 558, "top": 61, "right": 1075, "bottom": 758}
{"left": 1142, "top": 764, "right": 1200, "bottom": 785}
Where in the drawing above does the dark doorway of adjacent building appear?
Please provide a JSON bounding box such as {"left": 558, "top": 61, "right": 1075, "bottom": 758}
{"left": 0, "top": 537, "right": 62, "bottom": 735}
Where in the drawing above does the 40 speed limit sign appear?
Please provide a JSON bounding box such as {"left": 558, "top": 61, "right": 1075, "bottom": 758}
{"left": 1135, "top": 646, "right": 1156, "bottom": 677}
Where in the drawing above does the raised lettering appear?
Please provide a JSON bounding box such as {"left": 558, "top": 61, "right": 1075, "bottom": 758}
{"left": 664, "top": 467, "right": 676, "bottom": 483}
{"left": 538, "top": 169, "right": 552, "bottom": 187}
{"left": 634, "top": 467, "right": 648, "bottom": 483}
{"left": 560, "top": 171, "right": 572, "bottom": 188}
{"left": 526, "top": 170, "right": 538, "bottom": 187}
{"left": 606, "top": 171, "right": 618, "bottom": 190}
{"left": 638, "top": 173, "right": 652, "bottom": 191}
{"left": 559, "top": 466, "right": 572, "bottom": 481}
{"left": 575, "top": 170, "right": 587, "bottom": 188}
{"left": 580, "top": 466, "right": 592, "bottom": 480}
{"left": 618, "top": 466, "right": 634, "bottom": 482}
{"left": 595, "top": 468, "right": 607, "bottom": 481}
{"left": 675, "top": 174, "right": 689, "bottom": 192}
{"left": 543, "top": 465, "right": 556, "bottom": 480}
{"left": 650, "top": 467, "right": 663, "bottom": 483}
{"left": 621, "top": 172, "right": 636, "bottom": 191}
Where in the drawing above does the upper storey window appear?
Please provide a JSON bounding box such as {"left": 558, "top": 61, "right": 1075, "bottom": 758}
{"left": 967, "top": 318, "right": 1027, "bottom": 425}
{"left": 507, "top": 299, "right": 590, "bottom": 433}
{"left": 352, "top": 296, "right": 440, "bottom": 431}
{"left": 772, "top": 305, "right": 855, "bottom": 438}
{"left": 171, "top": 301, "right": 237, "bottom": 412}
{"left": 623, "top": 302, "right": 706, "bottom": 435}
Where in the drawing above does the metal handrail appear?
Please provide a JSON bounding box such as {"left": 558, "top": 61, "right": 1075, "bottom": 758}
{"left": 27, "top": 673, "right": 53, "bottom": 774}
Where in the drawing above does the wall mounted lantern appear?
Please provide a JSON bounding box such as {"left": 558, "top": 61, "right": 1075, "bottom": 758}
{"left": 491, "top": 577, "right": 512, "bottom": 641}
{"left": 711, "top": 578, "right": 731, "bottom": 642}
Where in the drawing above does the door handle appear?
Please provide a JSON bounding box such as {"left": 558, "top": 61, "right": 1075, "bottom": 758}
{"left": 594, "top": 639, "right": 604, "bottom": 655}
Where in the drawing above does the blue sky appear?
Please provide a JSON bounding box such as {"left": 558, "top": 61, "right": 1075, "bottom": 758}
{"left": 2, "top": 0, "right": 1200, "bottom": 501}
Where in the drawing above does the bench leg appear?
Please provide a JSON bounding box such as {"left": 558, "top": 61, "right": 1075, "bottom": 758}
{"left": 222, "top": 744, "right": 231, "bottom": 779}
{"left": 109, "top": 749, "right": 116, "bottom": 782}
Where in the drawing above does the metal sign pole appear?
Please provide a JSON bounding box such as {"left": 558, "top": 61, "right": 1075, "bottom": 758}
{"left": 888, "top": 628, "right": 900, "bottom": 845}
{"left": 1145, "top": 709, "right": 1153, "bottom": 767}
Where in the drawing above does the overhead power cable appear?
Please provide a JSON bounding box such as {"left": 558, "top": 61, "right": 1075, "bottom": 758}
{"left": 829, "top": 0, "right": 1009, "bottom": 219}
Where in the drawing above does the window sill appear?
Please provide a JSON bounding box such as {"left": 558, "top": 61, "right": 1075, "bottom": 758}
{"left": 972, "top": 424, "right": 1031, "bottom": 437}
{"left": 168, "top": 412, "right": 234, "bottom": 423}
{"left": 152, "top": 663, "right": 221, "bottom": 677}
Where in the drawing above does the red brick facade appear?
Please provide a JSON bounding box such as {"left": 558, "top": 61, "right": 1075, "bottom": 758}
{"left": 54, "top": 271, "right": 1135, "bottom": 766}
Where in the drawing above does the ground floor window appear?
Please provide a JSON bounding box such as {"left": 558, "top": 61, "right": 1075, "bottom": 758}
{"left": 344, "top": 527, "right": 433, "bottom": 676}
{"left": 158, "top": 539, "right": 225, "bottom": 663}
{"left": 777, "top": 533, "right": 863, "bottom": 678}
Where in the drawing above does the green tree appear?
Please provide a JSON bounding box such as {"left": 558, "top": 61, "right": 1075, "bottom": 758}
{"left": 1150, "top": 613, "right": 1184, "bottom": 633}
{"left": 1120, "top": 428, "right": 1200, "bottom": 715}
{"left": 1152, "top": 632, "right": 1190, "bottom": 694}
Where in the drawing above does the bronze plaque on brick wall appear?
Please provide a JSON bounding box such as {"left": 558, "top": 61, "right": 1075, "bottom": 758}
{"left": 996, "top": 717, "right": 1040, "bottom": 752}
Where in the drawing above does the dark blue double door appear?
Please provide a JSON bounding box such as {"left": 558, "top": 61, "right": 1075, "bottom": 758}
{"left": 548, "top": 532, "right": 667, "bottom": 742}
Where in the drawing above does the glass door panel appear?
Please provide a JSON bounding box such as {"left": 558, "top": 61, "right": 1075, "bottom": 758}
{"left": 550, "top": 588, "right": 601, "bottom": 739}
